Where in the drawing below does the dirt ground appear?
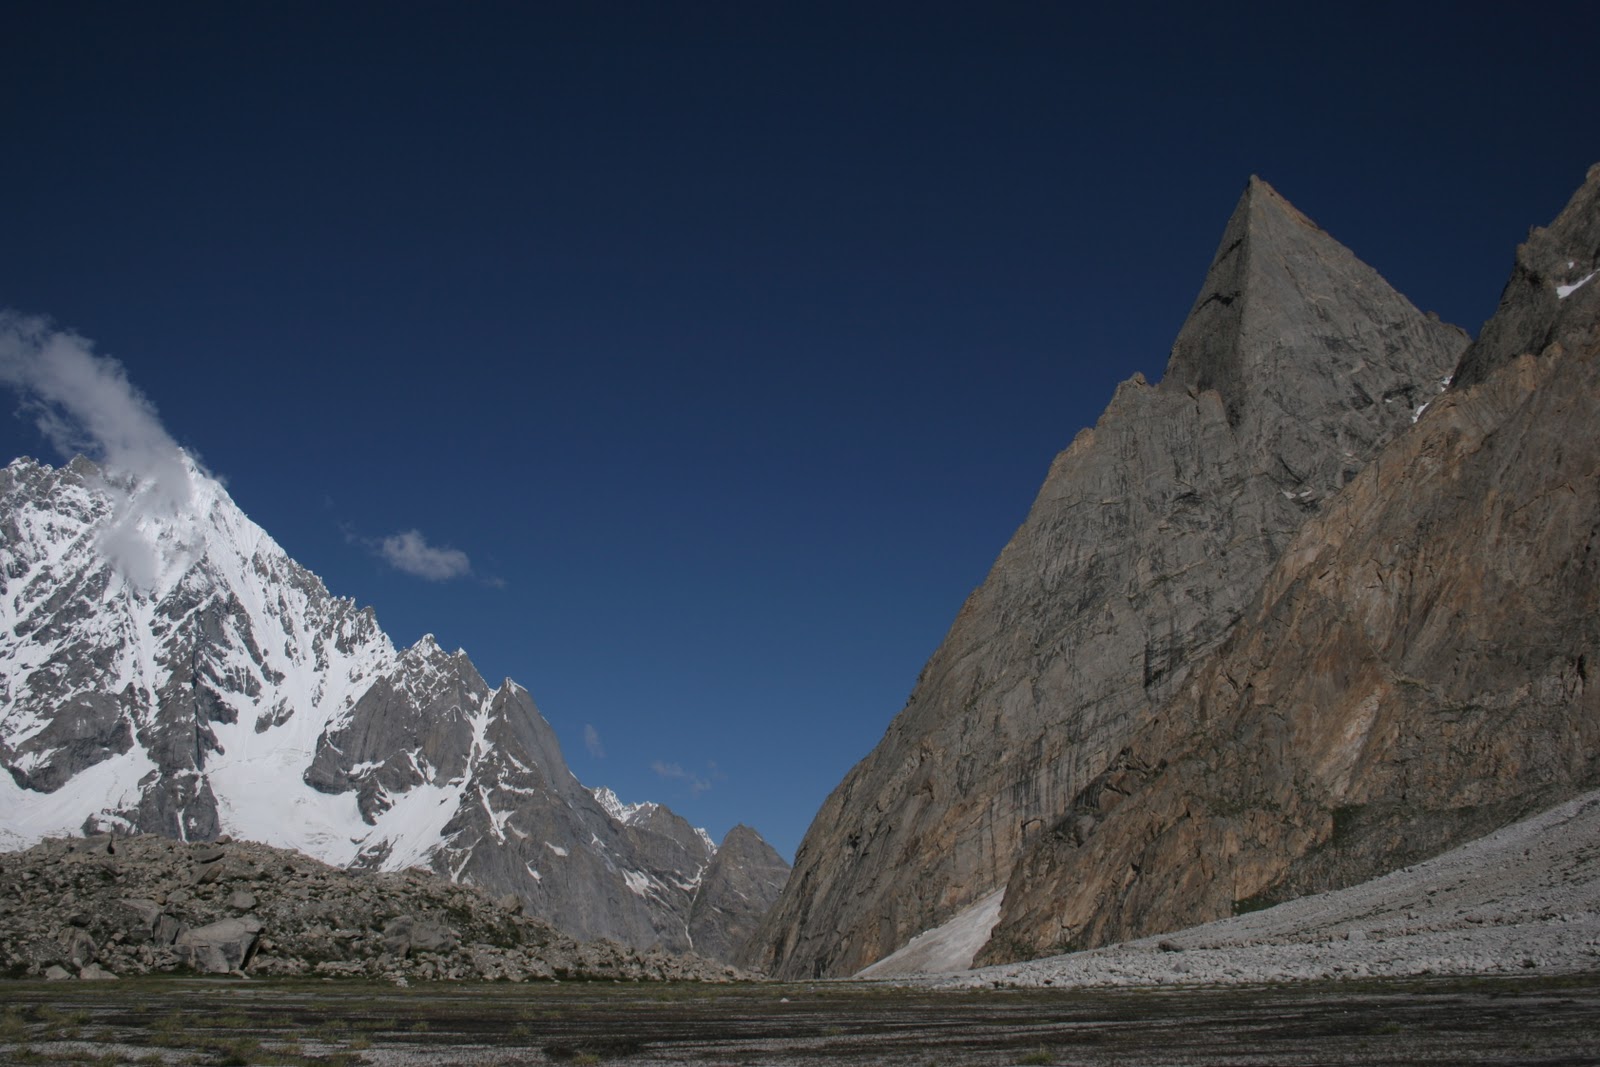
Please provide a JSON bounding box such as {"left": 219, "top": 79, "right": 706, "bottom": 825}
{"left": 2, "top": 974, "right": 1599, "bottom": 1066}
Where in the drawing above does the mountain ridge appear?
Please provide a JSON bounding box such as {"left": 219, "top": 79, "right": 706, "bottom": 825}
{"left": 744, "top": 175, "right": 1470, "bottom": 979}
{"left": 978, "top": 161, "right": 1600, "bottom": 963}
{"left": 0, "top": 452, "right": 788, "bottom": 961}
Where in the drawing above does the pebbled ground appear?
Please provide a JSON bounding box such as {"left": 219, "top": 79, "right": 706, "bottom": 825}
{"left": 1, "top": 973, "right": 1599, "bottom": 1065}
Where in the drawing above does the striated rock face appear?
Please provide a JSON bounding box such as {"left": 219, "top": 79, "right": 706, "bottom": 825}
{"left": 0, "top": 452, "right": 787, "bottom": 961}
{"left": 979, "top": 163, "right": 1600, "bottom": 964}
{"left": 689, "top": 825, "right": 792, "bottom": 963}
{"left": 744, "top": 178, "right": 1468, "bottom": 979}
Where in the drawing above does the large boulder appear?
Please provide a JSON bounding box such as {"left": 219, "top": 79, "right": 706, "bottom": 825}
{"left": 176, "top": 915, "right": 264, "bottom": 974}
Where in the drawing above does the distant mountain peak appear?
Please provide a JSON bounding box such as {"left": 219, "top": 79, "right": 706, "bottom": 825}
{"left": 0, "top": 454, "right": 786, "bottom": 960}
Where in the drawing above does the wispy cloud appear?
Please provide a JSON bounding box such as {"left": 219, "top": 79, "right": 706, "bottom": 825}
{"left": 377, "top": 529, "right": 472, "bottom": 581}
{"left": 584, "top": 724, "right": 605, "bottom": 759}
{"left": 0, "top": 311, "right": 192, "bottom": 501}
{"left": 651, "top": 760, "right": 712, "bottom": 796}
{"left": 0, "top": 312, "right": 202, "bottom": 588}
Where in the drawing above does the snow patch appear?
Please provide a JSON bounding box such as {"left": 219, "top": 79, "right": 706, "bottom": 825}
{"left": 858, "top": 887, "right": 1008, "bottom": 977}
{"left": 1557, "top": 270, "right": 1596, "bottom": 299}
{"left": 591, "top": 785, "right": 652, "bottom": 825}
{"left": 0, "top": 744, "right": 159, "bottom": 849}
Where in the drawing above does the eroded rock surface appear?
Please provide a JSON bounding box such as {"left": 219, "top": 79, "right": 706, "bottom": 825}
{"left": 746, "top": 177, "right": 1466, "bottom": 979}
{"left": 689, "top": 824, "right": 792, "bottom": 963}
{"left": 979, "top": 163, "right": 1600, "bottom": 964}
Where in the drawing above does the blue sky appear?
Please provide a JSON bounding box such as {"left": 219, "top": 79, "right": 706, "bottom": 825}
{"left": 2, "top": 3, "right": 1596, "bottom": 859}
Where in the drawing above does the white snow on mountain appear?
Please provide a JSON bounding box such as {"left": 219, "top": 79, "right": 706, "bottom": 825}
{"left": 0, "top": 452, "right": 780, "bottom": 956}
{"left": 0, "top": 455, "right": 568, "bottom": 874}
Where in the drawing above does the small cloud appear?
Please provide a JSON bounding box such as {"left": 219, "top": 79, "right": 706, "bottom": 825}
{"left": 584, "top": 724, "right": 605, "bottom": 759}
{"left": 0, "top": 310, "right": 193, "bottom": 504}
{"left": 377, "top": 529, "right": 472, "bottom": 581}
{"left": 0, "top": 311, "right": 205, "bottom": 588}
{"left": 651, "top": 760, "right": 712, "bottom": 796}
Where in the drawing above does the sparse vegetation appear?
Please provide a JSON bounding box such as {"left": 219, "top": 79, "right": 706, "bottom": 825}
{"left": 0, "top": 973, "right": 1594, "bottom": 1066}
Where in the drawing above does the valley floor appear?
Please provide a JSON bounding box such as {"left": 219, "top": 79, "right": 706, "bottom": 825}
{"left": 2, "top": 973, "right": 1599, "bottom": 1065}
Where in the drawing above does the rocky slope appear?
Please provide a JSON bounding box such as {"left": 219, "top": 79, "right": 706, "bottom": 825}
{"left": 928, "top": 786, "right": 1600, "bottom": 988}
{"left": 0, "top": 832, "right": 745, "bottom": 982}
{"left": 978, "top": 163, "right": 1600, "bottom": 963}
{"left": 688, "top": 824, "right": 794, "bottom": 963}
{"left": 0, "top": 453, "right": 787, "bottom": 960}
{"left": 745, "top": 178, "right": 1467, "bottom": 979}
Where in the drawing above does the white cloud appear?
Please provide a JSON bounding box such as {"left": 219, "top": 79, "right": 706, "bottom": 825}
{"left": 651, "top": 760, "right": 712, "bottom": 796}
{"left": 584, "top": 724, "right": 605, "bottom": 759}
{"left": 378, "top": 529, "right": 472, "bottom": 581}
{"left": 0, "top": 312, "right": 204, "bottom": 588}
{"left": 0, "top": 311, "right": 192, "bottom": 507}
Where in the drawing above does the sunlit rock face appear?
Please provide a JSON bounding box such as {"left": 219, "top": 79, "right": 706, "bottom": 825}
{"left": 0, "top": 454, "right": 787, "bottom": 961}
{"left": 745, "top": 176, "right": 1469, "bottom": 979}
{"left": 980, "top": 163, "right": 1600, "bottom": 964}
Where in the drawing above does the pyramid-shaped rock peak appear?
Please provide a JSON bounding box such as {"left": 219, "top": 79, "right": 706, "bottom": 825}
{"left": 742, "top": 180, "right": 1467, "bottom": 980}
{"left": 689, "top": 826, "right": 793, "bottom": 964}
{"left": 981, "top": 163, "right": 1600, "bottom": 965}
{"left": 1162, "top": 176, "right": 1468, "bottom": 497}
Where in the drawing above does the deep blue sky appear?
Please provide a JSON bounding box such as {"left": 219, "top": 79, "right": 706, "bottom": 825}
{"left": 2, "top": 3, "right": 1596, "bottom": 859}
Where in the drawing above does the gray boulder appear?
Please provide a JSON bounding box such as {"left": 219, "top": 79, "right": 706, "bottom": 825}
{"left": 176, "top": 915, "right": 264, "bottom": 974}
{"left": 381, "top": 916, "right": 457, "bottom": 957}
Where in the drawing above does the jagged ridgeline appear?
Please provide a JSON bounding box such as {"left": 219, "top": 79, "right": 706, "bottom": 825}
{"left": 745, "top": 176, "right": 1485, "bottom": 979}
{"left": 0, "top": 454, "right": 787, "bottom": 962}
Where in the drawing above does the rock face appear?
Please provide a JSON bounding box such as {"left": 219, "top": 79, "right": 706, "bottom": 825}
{"left": 0, "top": 833, "right": 748, "bottom": 981}
{"left": 744, "top": 178, "right": 1468, "bottom": 978}
{"left": 689, "top": 825, "right": 793, "bottom": 963}
{"left": 0, "top": 454, "right": 787, "bottom": 961}
{"left": 978, "top": 164, "right": 1600, "bottom": 963}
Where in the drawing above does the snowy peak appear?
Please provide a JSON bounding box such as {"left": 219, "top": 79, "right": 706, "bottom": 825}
{"left": 0, "top": 454, "right": 785, "bottom": 960}
{"left": 0, "top": 454, "right": 396, "bottom": 845}
{"left": 591, "top": 786, "right": 653, "bottom": 827}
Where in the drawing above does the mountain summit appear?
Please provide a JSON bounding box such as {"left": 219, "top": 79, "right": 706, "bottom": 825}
{"left": 0, "top": 454, "right": 786, "bottom": 960}
{"left": 980, "top": 162, "right": 1600, "bottom": 963}
{"left": 744, "top": 177, "right": 1468, "bottom": 979}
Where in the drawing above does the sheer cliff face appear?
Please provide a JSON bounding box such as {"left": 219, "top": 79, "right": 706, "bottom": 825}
{"left": 0, "top": 454, "right": 788, "bottom": 962}
{"left": 979, "top": 164, "right": 1600, "bottom": 965}
{"left": 745, "top": 179, "right": 1468, "bottom": 979}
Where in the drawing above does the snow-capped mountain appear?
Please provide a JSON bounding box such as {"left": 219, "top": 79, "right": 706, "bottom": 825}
{"left": 0, "top": 453, "right": 787, "bottom": 959}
